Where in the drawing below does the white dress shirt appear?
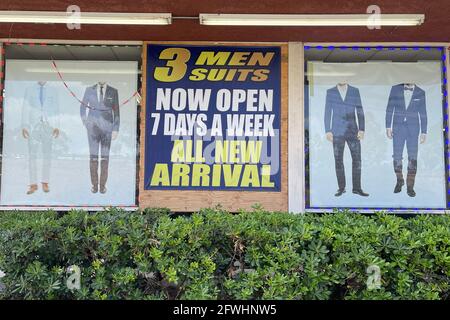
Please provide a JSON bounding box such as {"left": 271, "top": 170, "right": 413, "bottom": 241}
{"left": 404, "top": 84, "right": 415, "bottom": 107}
{"left": 97, "top": 84, "right": 108, "bottom": 103}
{"left": 337, "top": 84, "right": 348, "bottom": 101}
{"left": 38, "top": 84, "right": 48, "bottom": 122}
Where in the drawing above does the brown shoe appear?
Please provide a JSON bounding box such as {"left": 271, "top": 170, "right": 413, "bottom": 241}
{"left": 42, "top": 183, "right": 50, "bottom": 193}
{"left": 26, "top": 184, "right": 38, "bottom": 195}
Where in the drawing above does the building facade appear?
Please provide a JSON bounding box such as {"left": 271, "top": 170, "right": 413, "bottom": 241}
{"left": 0, "top": 1, "right": 449, "bottom": 213}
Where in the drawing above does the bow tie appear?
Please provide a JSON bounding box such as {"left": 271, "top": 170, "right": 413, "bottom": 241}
{"left": 404, "top": 87, "right": 414, "bottom": 91}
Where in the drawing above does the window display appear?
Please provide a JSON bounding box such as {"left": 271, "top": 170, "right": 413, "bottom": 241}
{"left": 1, "top": 57, "right": 139, "bottom": 207}
{"left": 305, "top": 47, "right": 447, "bottom": 210}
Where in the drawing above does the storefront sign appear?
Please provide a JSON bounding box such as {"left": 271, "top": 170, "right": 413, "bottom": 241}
{"left": 144, "top": 44, "right": 281, "bottom": 191}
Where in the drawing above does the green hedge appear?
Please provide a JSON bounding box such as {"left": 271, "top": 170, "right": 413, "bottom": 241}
{"left": 0, "top": 208, "right": 449, "bottom": 300}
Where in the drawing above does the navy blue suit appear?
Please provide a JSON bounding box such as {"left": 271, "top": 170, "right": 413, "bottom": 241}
{"left": 80, "top": 84, "right": 120, "bottom": 189}
{"left": 385, "top": 84, "right": 427, "bottom": 192}
{"left": 385, "top": 84, "right": 427, "bottom": 161}
{"left": 324, "top": 85, "right": 365, "bottom": 191}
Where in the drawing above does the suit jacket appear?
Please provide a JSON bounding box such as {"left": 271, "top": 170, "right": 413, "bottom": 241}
{"left": 80, "top": 84, "right": 120, "bottom": 132}
{"left": 21, "top": 83, "right": 60, "bottom": 130}
{"left": 324, "top": 85, "right": 365, "bottom": 137}
{"left": 385, "top": 84, "right": 427, "bottom": 135}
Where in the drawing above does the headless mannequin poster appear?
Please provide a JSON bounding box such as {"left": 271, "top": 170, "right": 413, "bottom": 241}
{"left": 0, "top": 60, "right": 138, "bottom": 207}
{"left": 307, "top": 61, "right": 446, "bottom": 209}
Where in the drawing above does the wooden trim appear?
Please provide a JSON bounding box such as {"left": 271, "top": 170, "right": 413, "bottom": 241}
{"left": 138, "top": 43, "right": 148, "bottom": 206}
{"left": 0, "top": 206, "right": 138, "bottom": 211}
{"left": 142, "top": 41, "right": 286, "bottom": 46}
{"left": 288, "top": 42, "right": 305, "bottom": 213}
{"left": 306, "top": 208, "right": 448, "bottom": 215}
{"left": 304, "top": 42, "right": 450, "bottom": 47}
{"left": 138, "top": 41, "right": 288, "bottom": 212}
{"left": 0, "top": 38, "right": 143, "bottom": 45}
{"left": 446, "top": 46, "right": 450, "bottom": 214}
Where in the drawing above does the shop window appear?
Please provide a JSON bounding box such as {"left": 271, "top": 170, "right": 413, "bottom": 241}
{"left": 304, "top": 46, "right": 447, "bottom": 212}
{"left": 0, "top": 43, "right": 142, "bottom": 208}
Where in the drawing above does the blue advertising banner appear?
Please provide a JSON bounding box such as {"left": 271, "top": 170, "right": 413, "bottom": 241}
{"left": 144, "top": 44, "right": 281, "bottom": 191}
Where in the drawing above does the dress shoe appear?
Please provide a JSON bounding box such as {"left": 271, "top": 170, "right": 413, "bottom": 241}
{"left": 407, "top": 188, "right": 416, "bottom": 197}
{"left": 335, "top": 189, "right": 345, "bottom": 197}
{"left": 26, "top": 184, "right": 38, "bottom": 195}
{"left": 394, "top": 180, "right": 404, "bottom": 193}
{"left": 100, "top": 186, "right": 107, "bottom": 194}
{"left": 91, "top": 185, "right": 98, "bottom": 193}
{"left": 353, "top": 189, "right": 369, "bottom": 197}
{"left": 42, "top": 183, "right": 50, "bottom": 193}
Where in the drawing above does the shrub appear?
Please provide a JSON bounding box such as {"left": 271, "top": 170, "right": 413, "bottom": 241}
{"left": 0, "top": 208, "right": 449, "bottom": 300}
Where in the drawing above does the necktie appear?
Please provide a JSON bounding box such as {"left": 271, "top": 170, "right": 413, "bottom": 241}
{"left": 39, "top": 85, "right": 44, "bottom": 106}
{"left": 404, "top": 87, "right": 414, "bottom": 91}
{"left": 100, "top": 85, "right": 104, "bottom": 103}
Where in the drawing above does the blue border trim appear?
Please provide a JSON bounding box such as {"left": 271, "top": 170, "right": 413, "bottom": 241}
{"left": 304, "top": 46, "right": 449, "bottom": 212}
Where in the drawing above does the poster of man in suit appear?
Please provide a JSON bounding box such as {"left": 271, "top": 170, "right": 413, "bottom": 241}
{"left": 0, "top": 60, "right": 138, "bottom": 207}
{"left": 21, "top": 81, "right": 60, "bottom": 195}
{"left": 307, "top": 61, "right": 446, "bottom": 210}
{"left": 80, "top": 82, "right": 120, "bottom": 194}
{"left": 324, "top": 83, "right": 369, "bottom": 197}
{"left": 385, "top": 84, "right": 427, "bottom": 198}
